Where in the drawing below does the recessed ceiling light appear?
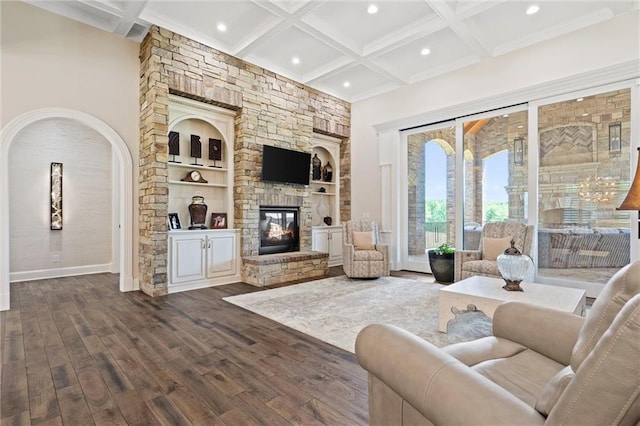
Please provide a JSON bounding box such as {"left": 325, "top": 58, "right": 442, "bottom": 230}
{"left": 367, "top": 4, "right": 378, "bottom": 14}
{"left": 217, "top": 23, "right": 227, "bottom": 32}
{"left": 343, "top": 81, "right": 351, "bottom": 88}
{"left": 420, "top": 48, "right": 431, "bottom": 56}
{"left": 502, "top": 114, "right": 509, "bottom": 118}
{"left": 577, "top": 98, "right": 584, "bottom": 102}
{"left": 517, "top": 125, "right": 524, "bottom": 128}
{"left": 292, "top": 57, "right": 300, "bottom": 65}
{"left": 526, "top": 5, "right": 539, "bottom": 15}
{"left": 582, "top": 113, "right": 589, "bottom": 116}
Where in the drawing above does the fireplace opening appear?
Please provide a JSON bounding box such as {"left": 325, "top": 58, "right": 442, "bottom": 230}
{"left": 259, "top": 206, "right": 299, "bottom": 255}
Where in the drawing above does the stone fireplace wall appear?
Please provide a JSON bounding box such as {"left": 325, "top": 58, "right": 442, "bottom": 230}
{"left": 138, "top": 26, "right": 351, "bottom": 295}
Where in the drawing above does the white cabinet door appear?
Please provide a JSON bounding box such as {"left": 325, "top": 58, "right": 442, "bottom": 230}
{"left": 329, "top": 228, "right": 343, "bottom": 266}
{"left": 170, "top": 234, "right": 206, "bottom": 284}
{"left": 206, "top": 233, "right": 237, "bottom": 278}
{"left": 312, "top": 228, "right": 329, "bottom": 253}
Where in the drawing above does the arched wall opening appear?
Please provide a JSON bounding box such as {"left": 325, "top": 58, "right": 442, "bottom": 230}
{"left": 0, "top": 108, "right": 134, "bottom": 311}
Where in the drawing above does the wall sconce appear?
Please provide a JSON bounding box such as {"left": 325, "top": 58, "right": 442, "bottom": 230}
{"left": 50, "top": 162, "right": 63, "bottom": 230}
{"left": 609, "top": 122, "right": 622, "bottom": 156}
{"left": 513, "top": 137, "right": 524, "bottom": 165}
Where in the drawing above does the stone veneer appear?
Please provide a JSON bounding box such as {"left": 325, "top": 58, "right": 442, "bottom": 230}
{"left": 138, "top": 26, "right": 351, "bottom": 295}
{"left": 243, "top": 252, "right": 329, "bottom": 287}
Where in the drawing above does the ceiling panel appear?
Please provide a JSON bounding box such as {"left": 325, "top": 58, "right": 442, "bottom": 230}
{"left": 141, "top": 1, "right": 283, "bottom": 53}
{"left": 465, "top": 1, "right": 619, "bottom": 54}
{"left": 244, "top": 26, "right": 351, "bottom": 82}
{"left": 371, "top": 28, "right": 478, "bottom": 81}
{"left": 311, "top": 64, "right": 401, "bottom": 101}
{"left": 303, "top": 1, "right": 438, "bottom": 52}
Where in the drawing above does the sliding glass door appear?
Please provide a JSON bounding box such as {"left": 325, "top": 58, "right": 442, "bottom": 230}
{"left": 535, "top": 88, "right": 633, "bottom": 287}
{"left": 461, "top": 108, "right": 528, "bottom": 250}
{"left": 403, "top": 123, "right": 455, "bottom": 272}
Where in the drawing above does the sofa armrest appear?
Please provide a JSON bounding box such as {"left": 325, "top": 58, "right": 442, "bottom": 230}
{"left": 356, "top": 324, "right": 545, "bottom": 425}
{"left": 493, "top": 302, "right": 585, "bottom": 365}
{"left": 454, "top": 249, "right": 482, "bottom": 281}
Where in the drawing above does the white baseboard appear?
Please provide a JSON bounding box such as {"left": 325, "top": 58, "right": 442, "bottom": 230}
{"left": 0, "top": 290, "right": 9, "bottom": 311}
{"left": 10, "top": 263, "right": 113, "bottom": 282}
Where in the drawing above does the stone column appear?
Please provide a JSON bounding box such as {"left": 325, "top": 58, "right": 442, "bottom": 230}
{"left": 407, "top": 138, "right": 426, "bottom": 255}
{"left": 138, "top": 27, "right": 170, "bottom": 296}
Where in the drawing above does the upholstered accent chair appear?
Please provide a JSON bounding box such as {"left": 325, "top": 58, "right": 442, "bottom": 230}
{"left": 356, "top": 261, "right": 640, "bottom": 425}
{"left": 455, "top": 221, "right": 535, "bottom": 282}
{"left": 342, "top": 220, "right": 390, "bottom": 278}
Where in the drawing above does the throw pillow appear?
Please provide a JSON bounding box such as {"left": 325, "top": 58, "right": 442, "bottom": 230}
{"left": 483, "top": 236, "right": 512, "bottom": 260}
{"left": 353, "top": 231, "right": 375, "bottom": 250}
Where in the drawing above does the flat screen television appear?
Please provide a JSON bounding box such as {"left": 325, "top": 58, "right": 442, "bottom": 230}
{"left": 261, "top": 145, "right": 311, "bottom": 185}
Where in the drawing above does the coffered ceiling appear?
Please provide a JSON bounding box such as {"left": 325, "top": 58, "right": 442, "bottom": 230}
{"left": 24, "top": 0, "right": 639, "bottom": 102}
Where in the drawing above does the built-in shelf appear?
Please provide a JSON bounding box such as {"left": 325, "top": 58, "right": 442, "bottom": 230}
{"left": 169, "top": 162, "right": 228, "bottom": 172}
{"left": 312, "top": 192, "right": 336, "bottom": 196}
{"left": 311, "top": 180, "right": 336, "bottom": 186}
{"left": 168, "top": 180, "right": 227, "bottom": 188}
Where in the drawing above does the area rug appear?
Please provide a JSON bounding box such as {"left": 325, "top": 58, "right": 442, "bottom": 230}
{"left": 223, "top": 275, "right": 492, "bottom": 353}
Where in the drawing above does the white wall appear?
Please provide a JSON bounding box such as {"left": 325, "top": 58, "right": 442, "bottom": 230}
{"left": 0, "top": 1, "right": 140, "bottom": 277}
{"left": 351, "top": 10, "right": 640, "bottom": 224}
{"left": 9, "top": 118, "right": 112, "bottom": 278}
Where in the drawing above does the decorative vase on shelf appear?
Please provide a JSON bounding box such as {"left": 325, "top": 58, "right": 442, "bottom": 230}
{"left": 316, "top": 197, "right": 330, "bottom": 226}
{"left": 188, "top": 195, "right": 208, "bottom": 229}
{"left": 322, "top": 161, "right": 333, "bottom": 182}
{"left": 312, "top": 153, "right": 322, "bottom": 180}
{"left": 496, "top": 240, "right": 533, "bottom": 291}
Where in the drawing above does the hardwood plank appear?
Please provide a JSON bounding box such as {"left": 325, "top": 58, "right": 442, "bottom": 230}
{"left": 145, "top": 395, "right": 191, "bottom": 426}
{"left": 26, "top": 363, "right": 60, "bottom": 424}
{"left": 1, "top": 360, "right": 29, "bottom": 419}
{"left": 112, "top": 390, "right": 161, "bottom": 425}
{"left": 267, "top": 395, "right": 325, "bottom": 426}
{"left": 55, "top": 384, "right": 94, "bottom": 425}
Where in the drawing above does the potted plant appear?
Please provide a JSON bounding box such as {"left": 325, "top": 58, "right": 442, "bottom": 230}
{"left": 428, "top": 243, "right": 456, "bottom": 283}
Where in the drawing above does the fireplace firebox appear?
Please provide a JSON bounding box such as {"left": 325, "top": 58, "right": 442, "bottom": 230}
{"left": 259, "top": 206, "right": 300, "bottom": 255}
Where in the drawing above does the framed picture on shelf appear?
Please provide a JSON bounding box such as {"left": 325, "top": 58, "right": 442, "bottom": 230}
{"left": 211, "top": 213, "right": 227, "bottom": 229}
{"left": 168, "top": 213, "right": 181, "bottom": 230}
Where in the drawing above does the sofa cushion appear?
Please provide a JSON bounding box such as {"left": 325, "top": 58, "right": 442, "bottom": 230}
{"left": 352, "top": 230, "right": 374, "bottom": 250}
{"left": 483, "top": 236, "right": 512, "bottom": 260}
{"left": 535, "top": 365, "right": 574, "bottom": 416}
{"left": 461, "top": 260, "right": 501, "bottom": 277}
{"left": 572, "top": 261, "right": 640, "bottom": 369}
{"left": 354, "top": 250, "right": 383, "bottom": 261}
{"left": 472, "top": 348, "right": 565, "bottom": 408}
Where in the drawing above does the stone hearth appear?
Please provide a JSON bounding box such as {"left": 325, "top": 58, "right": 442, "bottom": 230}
{"left": 243, "top": 251, "right": 329, "bottom": 287}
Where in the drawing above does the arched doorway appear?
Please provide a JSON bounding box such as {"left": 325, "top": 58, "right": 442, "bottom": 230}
{"left": 0, "top": 108, "right": 134, "bottom": 311}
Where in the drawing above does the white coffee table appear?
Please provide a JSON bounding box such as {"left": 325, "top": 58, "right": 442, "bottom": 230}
{"left": 438, "top": 276, "right": 586, "bottom": 333}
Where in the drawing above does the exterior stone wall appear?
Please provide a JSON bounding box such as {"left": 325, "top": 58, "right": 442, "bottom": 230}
{"left": 138, "top": 26, "right": 351, "bottom": 295}
{"left": 537, "top": 89, "right": 631, "bottom": 227}
{"left": 470, "top": 111, "right": 528, "bottom": 222}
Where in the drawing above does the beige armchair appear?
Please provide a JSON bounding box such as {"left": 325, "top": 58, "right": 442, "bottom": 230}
{"left": 342, "top": 220, "right": 390, "bottom": 278}
{"left": 455, "top": 221, "right": 535, "bottom": 281}
{"left": 356, "top": 261, "right": 640, "bottom": 425}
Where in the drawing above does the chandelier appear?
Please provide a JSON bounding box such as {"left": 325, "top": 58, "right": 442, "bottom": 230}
{"left": 578, "top": 174, "right": 618, "bottom": 204}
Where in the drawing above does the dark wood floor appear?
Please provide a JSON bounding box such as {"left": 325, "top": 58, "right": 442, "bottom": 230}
{"left": 0, "top": 268, "right": 375, "bottom": 425}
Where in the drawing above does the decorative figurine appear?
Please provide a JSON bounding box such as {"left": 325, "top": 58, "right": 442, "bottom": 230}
{"left": 209, "top": 138, "right": 222, "bottom": 168}
{"left": 190, "top": 134, "right": 202, "bottom": 165}
{"left": 168, "top": 131, "right": 180, "bottom": 163}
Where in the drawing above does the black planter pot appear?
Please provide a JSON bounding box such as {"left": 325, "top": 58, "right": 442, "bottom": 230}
{"left": 428, "top": 251, "right": 455, "bottom": 283}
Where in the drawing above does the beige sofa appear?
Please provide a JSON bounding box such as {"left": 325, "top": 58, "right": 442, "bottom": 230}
{"left": 356, "top": 261, "right": 640, "bottom": 425}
